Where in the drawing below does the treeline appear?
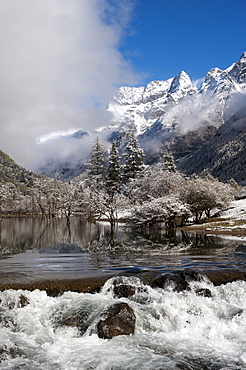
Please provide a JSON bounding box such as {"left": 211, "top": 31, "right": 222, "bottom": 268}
{"left": 0, "top": 136, "right": 239, "bottom": 227}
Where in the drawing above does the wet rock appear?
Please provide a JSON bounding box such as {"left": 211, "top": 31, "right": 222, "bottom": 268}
{"left": 113, "top": 284, "right": 136, "bottom": 298}
{"left": 153, "top": 269, "right": 208, "bottom": 293}
{"left": 58, "top": 315, "right": 88, "bottom": 333}
{"left": 58, "top": 316, "right": 83, "bottom": 328}
{"left": 0, "top": 294, "right": 29, "bottom": 310}
{"left": 195, "top": 288, "right": 212, "bottom": 297}
{"left": 112, "top": 278, "right": 147, "bottom": 299}
{"left": 97, "top": 302, "right": 136, "bottom": 339}
{"left": 180, "top": 269, "right": 203, "bottom": 283}
{"left": 46, "top": 288, "right": 64, "bottom": 297}
{"left": 18, "top": 294, "right": 29, "bottom": 307}
{"left": 103, "top": 276, "right": 148, "bottom": 303}
{"left": 54, "top": 306, "right": 95, "bottom": 335}
{"left": 153, "top": 273, "right": 189, "bottom": 292}
{"left": 0, "top": 345, "right": 23, "bottom": 362}
{"left": 206, "top": 270, "right": 246, "bottom": 286}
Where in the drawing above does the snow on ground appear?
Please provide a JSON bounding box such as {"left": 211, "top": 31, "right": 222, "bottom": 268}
{"left": 195, "top": 198, "right": 246, "bottom": 241}
{"left": 117, "top": 199, "right": 246, "bottom": 242}
{"left": 179, "top": 198, "right": 246, "bottom": 241}
{"left": 220, "top": 198, "right": 246, "bottom": 220}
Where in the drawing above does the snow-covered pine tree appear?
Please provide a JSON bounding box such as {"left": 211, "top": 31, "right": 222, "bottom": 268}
{"left": 86, "top": 136, "right": 106, "bottom": 189}
{"left": 122, "top": 133, "right": 144, "bottom": 183}
{"left": 106, "top": 141, "right": 121, "bottom": 195}
{"left": 163, "top": 150, "right": 176, "bottom": 172}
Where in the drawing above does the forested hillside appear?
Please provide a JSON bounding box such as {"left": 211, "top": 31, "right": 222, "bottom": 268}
{"left": 0, "top": 150, "right": 31, "bottom": 183}
{"left": 0, "top": 136, "right": 239, "bottom": 229}
{"left": 178, "top": 108, "right": 246, "bottom": 185}
{"left": 0, "top": 150, "right": 81, "bottom": 218}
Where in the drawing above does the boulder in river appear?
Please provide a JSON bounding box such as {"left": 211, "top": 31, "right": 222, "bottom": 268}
{"left": 195, "top": 288, "right": 212, "bottom": 297}
{"left": 153, "top": 269, "right": 210, "bottom": 294}
{"left": 97, "top": 302, "right": 136, "bottom": 339}
{"left": 112, "top": 277, "right": 147, "bottom": 299}
{"left": 18, "top": 294, "right": 29, "bottom": 308}
{"left": 101, "top": 276, "right": 148, "bottom": 304}
{"left": 113, "top": 283, "right": 136, "bottom": 298}
{"left": 0, "top": 345, "right": 23, "bottom": 361}
{"left": 153, "top": 273, "right": 190, "bottom": 292}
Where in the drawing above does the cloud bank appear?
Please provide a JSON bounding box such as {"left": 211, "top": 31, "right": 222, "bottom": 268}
{"left": 0, "top": 0, "right": 139, "bottom": 169}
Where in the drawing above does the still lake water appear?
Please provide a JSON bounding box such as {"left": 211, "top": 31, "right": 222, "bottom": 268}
{"left": 0, "top": 217, "right": 246, "bottom": 369}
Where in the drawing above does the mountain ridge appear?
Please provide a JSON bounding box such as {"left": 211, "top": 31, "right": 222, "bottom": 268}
{"left": 105, "top": 52, "right": 246, "bottom": 183}
{"left": 37, "top": 52, "right": 246, "bottom": 183}
{"left": 107, "top": 53, "right": 246, "bottom": 137}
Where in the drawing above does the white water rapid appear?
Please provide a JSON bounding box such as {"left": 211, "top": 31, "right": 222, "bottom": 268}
{"left": 0, "top": 276, "right": 246, "bottom": 369}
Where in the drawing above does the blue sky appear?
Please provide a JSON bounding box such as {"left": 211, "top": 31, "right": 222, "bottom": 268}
{"left": 120, "top": 0, "right": 246, "bottom": 85}
{"left": 0, "top": 0, "right": 245, "bottom": 168}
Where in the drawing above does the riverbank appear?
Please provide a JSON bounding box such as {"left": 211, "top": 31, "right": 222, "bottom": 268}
{"left": 1, "top": 269, "right": 246, "bottom": 295}
{"left": 179, "top": 198, "right": 246, "bottom": 238}
{"left": 0, "top": 276, "right": 111, "bottom": 295}
{"left": 179, "top": 221, "right": 246, "bottom": 237}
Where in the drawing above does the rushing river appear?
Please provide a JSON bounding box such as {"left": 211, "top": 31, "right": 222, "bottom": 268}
{"left": 0, "top": 217, "right": 246, "bottom": 369}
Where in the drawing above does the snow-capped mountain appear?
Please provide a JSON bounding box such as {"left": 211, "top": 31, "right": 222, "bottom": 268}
{"left": 106, "top": 52, "right": 246, "bottom": 163}
{"left": 107, "top": 70, "right": 197, "bottom": 136}
{"left": 38, "top": 53, "right": 246, "bottom": 182}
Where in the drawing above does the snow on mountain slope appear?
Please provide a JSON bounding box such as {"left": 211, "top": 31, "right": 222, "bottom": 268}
{"left": 107, "top": 53, "right": 246, "bottom": 142}
{"left": 227, "top": 51, "right": 246, "bottom": 84}
{"left": 107, "top": 71, "right": 197, "bottom": 136}
{"left": 177, "top": 104, "right": 246, "bottom": 184}
{"left": 38, "top": 53, "right": 246, "bottom": 180}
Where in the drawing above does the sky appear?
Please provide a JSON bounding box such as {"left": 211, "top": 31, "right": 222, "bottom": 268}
{"left": 124, "top": 0, "right": 246, "bottom": 83}
{"left": 0, "top": 0, "right": 246, "bottom": 170}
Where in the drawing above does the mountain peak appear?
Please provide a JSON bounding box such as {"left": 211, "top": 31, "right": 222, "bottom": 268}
{"left": 168, "top": 70, "right": 196, "bottom": 101}
{"left": 204, "top": 67, "right": 223, "bottom": 83}
{"left": 239, "top": 51, "right": 246, "bottom": 61}
{"left": 171, "top": 70, "right": 191, "bottom": 86}
{"left": 226, "top": 52, "right": 246, "bottom": 84}
{"left": 179, "top": 70, "right": 189, "bottom": 77}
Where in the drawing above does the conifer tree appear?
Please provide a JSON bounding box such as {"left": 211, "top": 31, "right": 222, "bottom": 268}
{"left": 122, "top": 134, "right": 144, "bottom": 183}
{"left": 106, "top": 141, "right": 121, "bottom": 195}
{"left": 86, "top": 136, "right": 106, "bottom": 189}
{"left": 163, "top": 150, "right": 176, "bottom": 172}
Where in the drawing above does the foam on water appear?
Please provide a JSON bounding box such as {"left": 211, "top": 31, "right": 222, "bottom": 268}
{"left": 0, "top": 277, "right": 246, "bottom": 369}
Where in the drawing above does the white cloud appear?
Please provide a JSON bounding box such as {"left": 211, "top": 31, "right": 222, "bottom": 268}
{"left": 0, "top": 0, "right": 139, "bottom": 169}
{"left": 192, "top": 77, "right": 205, "bottom": 88}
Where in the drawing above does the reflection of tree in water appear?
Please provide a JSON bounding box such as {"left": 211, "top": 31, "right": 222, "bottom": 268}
{"left": 0, "top": 217, "right": 47, "bottom": 255}
{"left": 0, "top": 217, "right": 80, "bottom": 256}
{"left": 0, "top": 217, "right": 118, "bottom": 257}
{"left": 0, "top": 217, "right": 239, "bottom": 259}
{"left": 180, "top": 232, "right": 230, "bottom": 253}
{"left": 125, "top": 226, "right": 233, "bottom": 254}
